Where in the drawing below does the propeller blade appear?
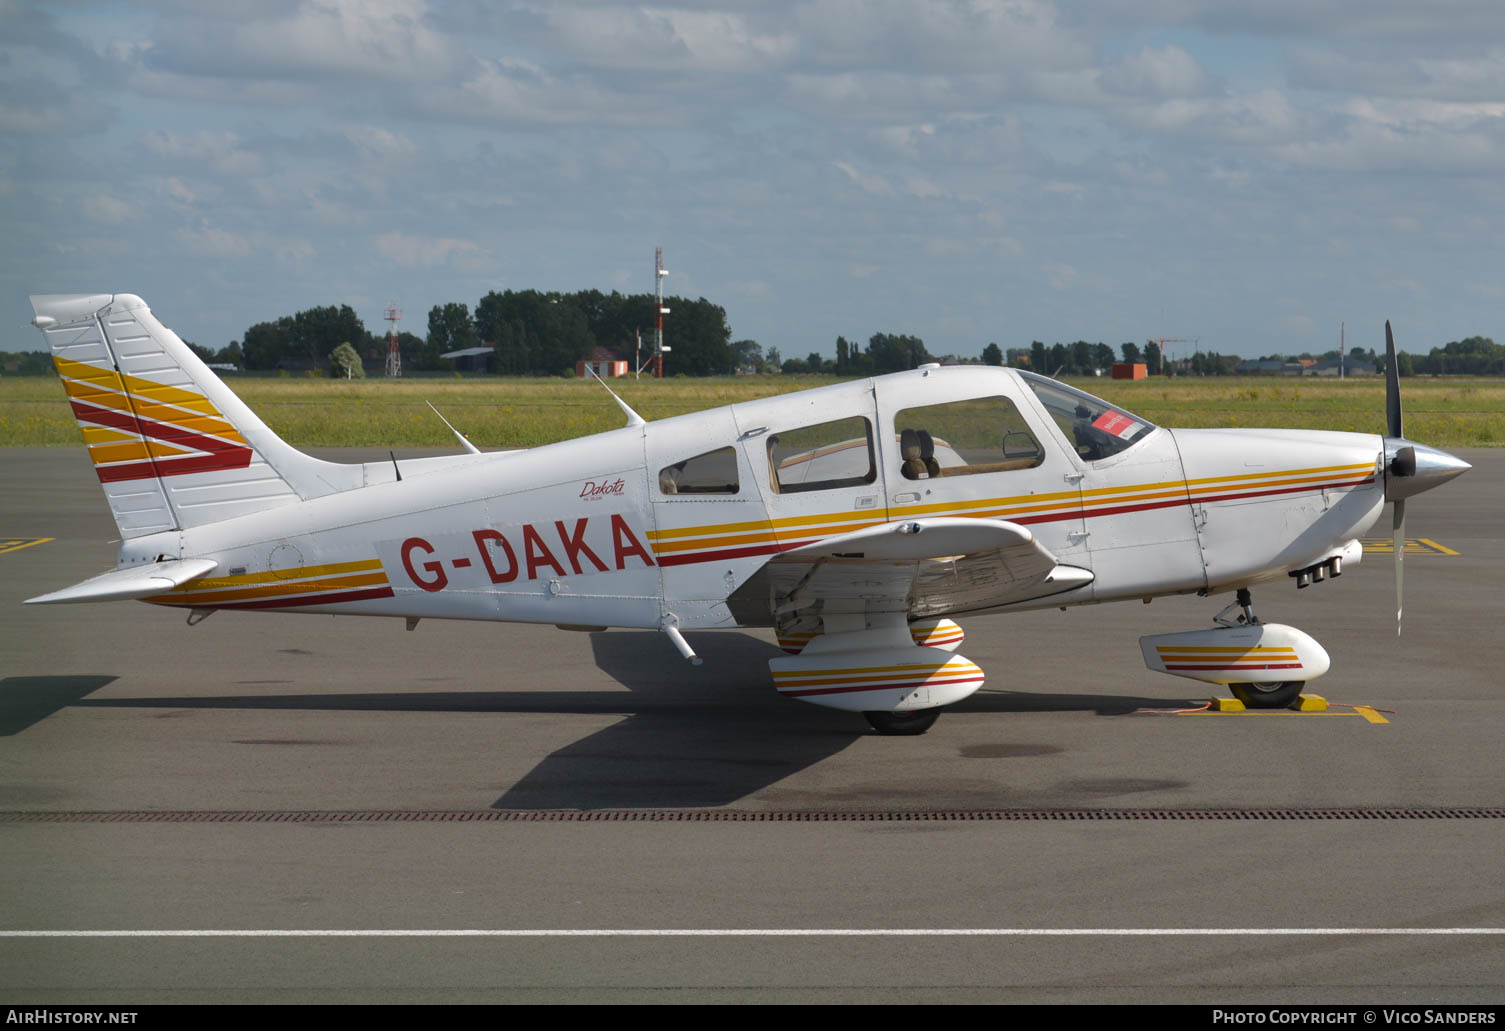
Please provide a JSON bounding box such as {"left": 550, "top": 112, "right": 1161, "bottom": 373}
{"left": 1393, "top": 498, "right": 1405, "bottom": 636}
{"left": 1385, "top": 321, "right": 1403, "bottom": 439}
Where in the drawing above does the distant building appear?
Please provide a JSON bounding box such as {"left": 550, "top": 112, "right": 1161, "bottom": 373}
{"left": 1111, "top": 362, "right": 1147, "bottom": 380}
{"left": 1310, "top": 356, "right": 1376, "bottom": 377}
{"left": 577, "top": 346, "right": 628, "bottom": 379}
{"left": 1234, "top": 359, "right": 1306, "bottom": 376}
{"left": 442, "top": 345, "right": 495, "bottom": 373}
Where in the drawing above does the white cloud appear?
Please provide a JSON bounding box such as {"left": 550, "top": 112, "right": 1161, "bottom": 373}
{"left": 341, "top": 125, "right": 418, "bottom": 163}
{"left": 1044, "top": 262, "right": 1078, "bottom": 290}
{"left": 276, "top": 239, "right": 316, "bottom": 266}
{"left": 147, "top": 0, "right": 463, "bottom": 83}
{"left": 176, "top": 223, "right": 253, "bottom": 258}
{"left": 376, "top": 232, "right": 482, "bottom": 268}
{"left": 81, "top": 193, "right": 134, "bottom": 224}
{"left": 158, "top": 176, "right": 196, "bottom": 206}
{"left": 515, "top": 5, "right": 797, "bottom": 72}
{"left": 904, "top": 176, "right": 947, "bottom": 199}
{"left": 795, "top": 0, "right": 1091, "bottom": 73}
{"left": 1272, "top": 98, "right": 1505, "bottom": 172}
{"left": 142, "top": 130, "right": 265, "bottom": 176}
{"left": 1125, "top": 89, "right": 1310, "bottom": 146}
{"left": 832, "top": 160, "right": 894, "bottom": 197}
{"left": 1099, "top": 44, "right": 1211, "bottom": 99}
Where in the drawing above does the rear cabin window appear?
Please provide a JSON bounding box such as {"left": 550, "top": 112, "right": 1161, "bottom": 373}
{"left": 659, "top": 446, "right": 739, "bottom": 495}
{"left": 767, "top": 416, "right": 877, "bottom": 494}
{"left": 894, "top": 396, "right": 1045, "bottom": 480}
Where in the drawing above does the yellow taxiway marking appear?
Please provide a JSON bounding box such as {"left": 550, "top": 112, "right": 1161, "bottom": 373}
{"left": 0, "top": 538, "right": 53, "bottom": 556}
{"left": 1180, "top": 696, "right": 1388, "bottom": 723}
{"left": 1179, "top": 710, "right": 1384, "bottom": 721}
{"left": 1361, "top": 537, "right": 1459, "bottom": 556}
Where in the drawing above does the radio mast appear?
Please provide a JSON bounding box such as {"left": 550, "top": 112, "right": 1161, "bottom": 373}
{"left": 384, "top": 303, "right": 402, "bottom": 379}
{"left": 654, "top": 247, "right": 669, "bottom": 379}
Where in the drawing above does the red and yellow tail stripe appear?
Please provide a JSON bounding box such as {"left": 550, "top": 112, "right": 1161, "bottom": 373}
{"left": 771, "top": 657, "right": 984, "bottom": 699}
{"left": 54, "top": 355, "right": 252, "bottom": 483}
{"left": 649, "top": 462, "right": 1376, "bottom": 567}
{"left": 145, "top": 559, "right": 393, "bottom": 610}
{"left": 1155, "top": 645, "right": 1304, "bottom": 673}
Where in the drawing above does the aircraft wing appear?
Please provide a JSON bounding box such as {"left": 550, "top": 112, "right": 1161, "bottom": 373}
{"left": 25, "top": 558, "right": 219, "bottom": 605}
{"left": 725, "top": 517, "right": 1092, "bottom": 625}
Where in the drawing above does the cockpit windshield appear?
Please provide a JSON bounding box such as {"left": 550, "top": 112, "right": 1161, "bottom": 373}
{"left": 1019, "top": 371, "right": 1155, "bottom": 461}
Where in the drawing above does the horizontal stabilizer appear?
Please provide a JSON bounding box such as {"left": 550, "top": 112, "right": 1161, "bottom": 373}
{"left": 25, "top": 558, "right": 219, "bottom": 605}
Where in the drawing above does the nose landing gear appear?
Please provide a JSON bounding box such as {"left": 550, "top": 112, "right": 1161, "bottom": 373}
{"left": 1140, "top": 587, "right": 1329, "bottom": 709}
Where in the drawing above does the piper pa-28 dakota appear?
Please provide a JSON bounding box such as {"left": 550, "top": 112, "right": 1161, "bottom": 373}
{"left": 26, "top": 293, "right": 1470, "bottom": 734}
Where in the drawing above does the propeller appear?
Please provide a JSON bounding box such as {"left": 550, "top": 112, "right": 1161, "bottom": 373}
{"left": 1379, "top": 323, "right": 1470, "bottom": 636}
{"left": 1386, "top": 321, "right": 1404, "bottom": 635}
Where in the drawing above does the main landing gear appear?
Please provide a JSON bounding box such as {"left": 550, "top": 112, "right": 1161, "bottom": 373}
{"left": 769, "top": 617, "right": 980, "bottom": 736}
{"left": 1139, "top": 587, "right": 1331, "bottom": 709}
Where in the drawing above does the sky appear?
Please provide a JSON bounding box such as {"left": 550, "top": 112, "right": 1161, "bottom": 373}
{"left": 4, "top": 0, "right": 1505, "bottom": 362}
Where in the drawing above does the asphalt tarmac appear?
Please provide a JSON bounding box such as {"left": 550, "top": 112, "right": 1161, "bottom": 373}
{"left": 1, "top": 446, "right": 1501, "bottom": 1004}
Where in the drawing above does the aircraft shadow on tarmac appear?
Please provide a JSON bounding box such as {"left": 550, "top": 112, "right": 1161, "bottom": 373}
{"left": 6, "top": 634, "right": 1202, "bottom": 809}
{"left": 0, "top": 676, "right": 118, "bottom": 736}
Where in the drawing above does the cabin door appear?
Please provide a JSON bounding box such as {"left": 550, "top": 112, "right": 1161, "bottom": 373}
{"left": 644, "top": 406, "right": 776, "bottom": 629}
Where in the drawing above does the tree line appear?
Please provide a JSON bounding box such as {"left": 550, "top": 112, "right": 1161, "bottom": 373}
{"left": 1000, "top": 340, "right": 1166, "bottom": 376}
{"left": 3, "top": 297, "right": 1500, "bottom": 378}
{"left": 211, "top": 290, "right": 737, "bottom": 376}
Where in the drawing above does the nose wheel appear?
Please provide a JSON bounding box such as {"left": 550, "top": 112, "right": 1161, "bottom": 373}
{"left": 1143, "top": 588, "right": 1327, "bottom": 707}
{"left": 1228, "top": 680, "right": 1304, "bottom": 709}
{"left": 863, "top": 708, "right": 943, "bottom": 735}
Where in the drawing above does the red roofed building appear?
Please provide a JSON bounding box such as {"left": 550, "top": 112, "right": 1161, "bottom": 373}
{"left": 577, "top": 346, "right": 628, "bottom": 378}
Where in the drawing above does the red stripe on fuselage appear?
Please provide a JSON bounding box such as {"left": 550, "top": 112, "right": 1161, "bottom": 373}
{"left": 151, "top": 586, "right": 395, "bottom": 611}
{"left": 657, "top": 475, "right": 1375, "bottom": 566}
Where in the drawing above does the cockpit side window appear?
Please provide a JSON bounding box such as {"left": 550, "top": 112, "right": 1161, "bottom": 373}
{"left": 659, "top": 446, "right": 739, "bottom": 495}
{"left": 1019, "top": 371, "right": 1154, "bottom": 461}
{"left": 894, "top": 396, "right": 1045, "bottom": 479}
{"left": 767, "top": 416, "right": 876, "bottom": 494}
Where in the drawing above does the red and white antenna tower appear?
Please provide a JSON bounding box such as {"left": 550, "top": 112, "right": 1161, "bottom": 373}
{"left": 384, "top": 303, "right": 402, "bottom": 379}
{"left": 654, "top": 247, "right": 669, "bottom": 379}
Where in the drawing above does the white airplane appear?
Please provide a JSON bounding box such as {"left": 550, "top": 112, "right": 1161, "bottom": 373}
{"left": 26, "top": 293, "right": 1470, "bottom": 734}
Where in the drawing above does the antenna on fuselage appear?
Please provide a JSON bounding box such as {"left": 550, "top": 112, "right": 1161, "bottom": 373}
{"left": 425, "top": 401, "right": 482, "bottom": 455}
{"left": 583, "top": 363, "right": 646, "bottom": 427}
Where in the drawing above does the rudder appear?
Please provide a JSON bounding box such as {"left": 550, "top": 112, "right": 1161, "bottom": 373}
{"left": 31, "top": 293, "right": 363, "bottom": 538}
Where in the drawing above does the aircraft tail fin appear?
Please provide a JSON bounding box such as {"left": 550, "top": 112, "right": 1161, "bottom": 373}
{"left": 30, "top": 293, "right": 363, "bottom": 539}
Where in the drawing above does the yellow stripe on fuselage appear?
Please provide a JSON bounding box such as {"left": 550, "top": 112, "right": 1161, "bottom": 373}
{"left": 649, "top": 461, "right": 1377, "bottom": 555}
{"left": 154, "top": 571, "right": 389, "bottom": 606}
{"left": 163, "top": 559, "right": 385, "bottom": 593}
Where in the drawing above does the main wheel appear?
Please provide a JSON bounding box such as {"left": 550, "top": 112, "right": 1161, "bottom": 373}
{"left": 863, "top": 708, "right": 943, "bottom": 736}
{"left": 1229, "top": 680, "right": 1304, "bottom": 709}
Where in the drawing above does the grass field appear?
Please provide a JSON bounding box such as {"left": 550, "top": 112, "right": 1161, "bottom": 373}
{"left": 3, "top": 373, "right": 1502, "bottom": 449}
